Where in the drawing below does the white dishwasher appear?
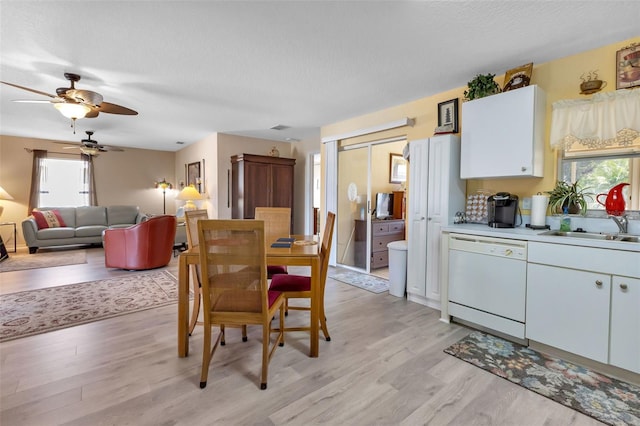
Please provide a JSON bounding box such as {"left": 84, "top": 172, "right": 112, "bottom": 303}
{"left": 447, "top": 233, "right": 528, "bottom": 339}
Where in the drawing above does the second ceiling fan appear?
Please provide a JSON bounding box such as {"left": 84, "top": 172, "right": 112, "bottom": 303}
{"left": 62, "top": 131, "right": 124, "bottom": 156}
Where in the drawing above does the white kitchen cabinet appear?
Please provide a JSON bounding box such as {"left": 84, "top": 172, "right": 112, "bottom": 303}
{"left": 406, "top": 135, "right": 465, "bottom": 308}
{"left": 526, "top": 263, "right": 611, "bottom": 363}
{"left": 460, "top": 85, "right": 546, "bottom": 179}
{"left": 610, "top": 276, "right": 640, "bottom": 373}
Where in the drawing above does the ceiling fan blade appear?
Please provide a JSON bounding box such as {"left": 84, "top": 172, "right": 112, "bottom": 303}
{"left": 12, "top": 99, "right": 53, "bottom": 103}
{"left": 96, "top": 101, "right": 138, "bottom": 115}
{"left": 100, "top": 145, "right": 125, "bottom": 152}
{"left": 62, "top": 146, "right": 80, "bottom": 150}
{"left": 1, "top": 81, "right": 56, "bottom": 98}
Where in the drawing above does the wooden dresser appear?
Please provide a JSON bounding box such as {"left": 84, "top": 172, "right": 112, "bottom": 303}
{"left": 231, "top": 153, "right": 295, "bottom": 230}
{"left": 354, "top": 219, "right": 405, "bottom": 269}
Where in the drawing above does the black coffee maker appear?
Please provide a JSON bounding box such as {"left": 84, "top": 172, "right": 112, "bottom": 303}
{"left": 487, "top": 192, "right": 519, "bottom": 228}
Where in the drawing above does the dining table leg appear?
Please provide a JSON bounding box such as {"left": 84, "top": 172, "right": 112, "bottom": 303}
{"left": 178, "top": 253, "right": 190, "bottom": 357}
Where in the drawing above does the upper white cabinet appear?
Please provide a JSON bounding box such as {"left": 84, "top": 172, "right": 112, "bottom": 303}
{"left": 460, "top": 85, "right": 546, "bottom": 179}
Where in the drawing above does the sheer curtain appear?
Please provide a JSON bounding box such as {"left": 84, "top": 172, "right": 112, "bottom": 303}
{"left": 82, "top": 153, "right": 98, "bottom": 206}
{"left": 550, "top": 88, "right": 640, "bottom": 156}
{"left": 28, "top": 149, "right": 47, "bottom": 214}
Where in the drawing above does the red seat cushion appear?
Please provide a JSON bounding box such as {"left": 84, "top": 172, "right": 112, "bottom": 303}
{"left": 267, "top": 265, "right": 288, "bottom": 276}
{"left": 270, "top": 274, "right": 310, "bottom": 292}
{"left": 268, "top": 290, "right": 282, "bottom": 308}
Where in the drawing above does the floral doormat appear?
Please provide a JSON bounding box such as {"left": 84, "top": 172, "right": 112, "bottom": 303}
{"left": 0, "top": 270, "right": 179, "bottom": 342}
{"left": 444, "top": 331, "right": 640, "bottom": 426}
{"left": 329, "top": 270, "right": 389, "bottom": 294}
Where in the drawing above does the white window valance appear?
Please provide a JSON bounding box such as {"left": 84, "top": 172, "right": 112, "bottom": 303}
{"left": 550, "top": 88, "right": 640, "bottom": 156}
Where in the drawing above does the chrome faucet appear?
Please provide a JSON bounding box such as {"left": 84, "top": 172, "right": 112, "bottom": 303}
{"left": 610, "top": 214, "right": 628, "bottom": 234}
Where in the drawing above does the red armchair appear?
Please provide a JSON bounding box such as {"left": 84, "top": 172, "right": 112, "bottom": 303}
{"left": 104, "top": 215, "right": 177, "bottom": 270}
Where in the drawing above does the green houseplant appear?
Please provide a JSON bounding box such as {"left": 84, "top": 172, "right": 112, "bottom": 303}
{"left": 545, "top": 180, "right": 594, "bottom": 215}
{"left": 463, "top": 73, "right": 502, "bottom": 101}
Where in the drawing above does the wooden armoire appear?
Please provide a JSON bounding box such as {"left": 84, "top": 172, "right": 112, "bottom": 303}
{"left": 231, "top": 153, "right": 296, "bottom": 229}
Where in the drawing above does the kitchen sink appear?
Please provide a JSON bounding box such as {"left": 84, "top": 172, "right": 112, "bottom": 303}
{"left": 539, "top": 230, "right": 640, "bottom": 243}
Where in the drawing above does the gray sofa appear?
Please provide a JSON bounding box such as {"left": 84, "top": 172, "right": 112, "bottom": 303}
{"left": 22, "top": 206, "right": 147, "bottom": 253}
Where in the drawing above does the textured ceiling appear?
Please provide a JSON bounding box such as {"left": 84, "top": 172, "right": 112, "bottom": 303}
{"left": 1, "top": 1, "right": 639, "bottom": 152}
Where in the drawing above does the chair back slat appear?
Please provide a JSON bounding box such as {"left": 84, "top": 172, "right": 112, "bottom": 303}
{"left": 255, "top": 207, "right": 291, "bottom": 244}
{"left": 319, "top": 212, "right": 336, "bottom": 282}
{"left": 184, "top": 209, "right": 209, "bottom": 249}
{"left": 198, "top": 220, "right": 268, "bottom": 316}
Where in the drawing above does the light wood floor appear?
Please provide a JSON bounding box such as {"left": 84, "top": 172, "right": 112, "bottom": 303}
{"left": 0, "top": 247, "right": 601, "bottom": 425}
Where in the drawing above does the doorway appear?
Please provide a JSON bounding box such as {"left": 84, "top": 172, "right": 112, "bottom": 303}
{"left": 335, "top": 138, "right": 407, "bottom": 277}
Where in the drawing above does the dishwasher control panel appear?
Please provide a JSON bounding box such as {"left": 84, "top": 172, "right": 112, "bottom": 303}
{"left": 449, "top": 234, "right": 527, "bottom": 260}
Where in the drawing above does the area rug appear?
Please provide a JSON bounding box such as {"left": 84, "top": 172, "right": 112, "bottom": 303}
{"left": 0, "top": 270, "right": 178, "bottom": 342}
{"left": 0, "top": 250, "right": 87, "bottom": 273}
{"left": 329, "top": 270, "right": 389, "bottom": 294}
{"left": 444, "top": 331, "right": 640, "bottom": 426}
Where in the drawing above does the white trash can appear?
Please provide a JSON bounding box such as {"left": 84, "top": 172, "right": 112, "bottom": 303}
{"left": 387, "top": 240, "right": 408, "bottom": 297}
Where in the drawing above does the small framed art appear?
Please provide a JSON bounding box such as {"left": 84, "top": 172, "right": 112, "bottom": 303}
{"left": 437, "top": 98, "right": 458, "bottom": 133}
{"left": 503, "top": 63, "right": 533, "bottom": 92}
{"left": 616, "top": 43, "right": 640, "bottom": 89}
{"left": 187, "top": 161, "right": 201, "bottom": 192}
{"left": 389, "top": 153, "right": 407, "bottom": 184}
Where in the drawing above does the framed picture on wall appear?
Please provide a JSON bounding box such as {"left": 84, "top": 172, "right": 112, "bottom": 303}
{"left": 187, "top": 161, "right": 201, "bottom": 192}
{"left": 436, "top": 98, "right": 458, "bottom": 133}
{"left": 389, "top": 153, "right": 407, "bottom": 184}
{"left": 616, "top": 43, "right": 640, "bottom": 89}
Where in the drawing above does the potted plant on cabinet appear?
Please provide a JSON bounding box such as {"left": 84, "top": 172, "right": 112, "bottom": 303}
{"left": 545, "top": 180, "right": 594, "bottom": 215}
{"left": 463, "top": 73, "right": 502, "bottom": 101}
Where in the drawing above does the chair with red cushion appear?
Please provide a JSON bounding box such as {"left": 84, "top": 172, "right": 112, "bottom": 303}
{"left": 197, "top": 219, "right": 284, "bottom": 390}
{"left": 103, "top": 215, "right": 177, "bottom": 270}
{"left": 255, "top": 207, "right": 291, "bottom": 278}
{"left": 269, "top": 211, "right": 335, "bottom": 341}
{"left": 184, "top": 209, "right": 248, "bottom": 343}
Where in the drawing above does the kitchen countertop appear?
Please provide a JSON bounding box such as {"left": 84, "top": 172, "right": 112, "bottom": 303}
{"left": 442, "top": 223, "right": 640, "bottom": 253}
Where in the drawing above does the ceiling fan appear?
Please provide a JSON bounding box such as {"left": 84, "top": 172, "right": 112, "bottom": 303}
{"left": 1, "top": 72, "right": 137, "bottom": 132}
{"left": 61, "top": 131, "right": 125, "bottom": 156}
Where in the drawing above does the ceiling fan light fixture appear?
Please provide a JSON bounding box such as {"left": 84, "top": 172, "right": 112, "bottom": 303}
{"left": 80, "top": 146, "right": 100, "bottom": 156}
{"left": 54, "top": 102, "right": 91, "bottom": 119}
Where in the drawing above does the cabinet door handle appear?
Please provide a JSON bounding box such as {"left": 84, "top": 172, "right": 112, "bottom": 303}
{"left": 620, "top": 283, "right": 628, "bottom": 291}
{"left": 521, "top": 166, "right": 527, "bottom": 172}
{"left": 595, "top": 280, "right": 603, "bottom": 287}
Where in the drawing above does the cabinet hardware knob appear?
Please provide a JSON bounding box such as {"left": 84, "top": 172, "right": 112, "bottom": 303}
{"left": 620, "top": 283, "right": 628, "bottom": 290}
{"left": 521, "top": 166, "right": 527, "bottom": 172}
{"left": 595, "top": 280, "right": 603, "bottom": 287}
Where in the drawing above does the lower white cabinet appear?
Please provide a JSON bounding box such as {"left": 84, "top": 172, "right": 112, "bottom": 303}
{"left": 610, "top": 276, "right": 640, "bottom": 373}
{"left": 526, "top": 263, "right": 611, "bottom": 363}
{"left": 526, "top": 241, "right": 640, "bottom": 373}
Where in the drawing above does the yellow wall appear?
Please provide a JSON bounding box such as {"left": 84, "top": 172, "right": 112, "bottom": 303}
{"left": 321, "top": 36, "right": 640, "bottom": 212}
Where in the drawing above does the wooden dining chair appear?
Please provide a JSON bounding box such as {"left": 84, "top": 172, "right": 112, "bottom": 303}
{"left": 197, "top": 219, "right": 285, "bottom": 390}
{"left": 269, "top": 211, "right": 335, "bottom": 341}
{"left": 184, "top": 209, "right": 247, "bottom": 342}
{"left": 255, "top": 207, "right": 291, "bottom": 278}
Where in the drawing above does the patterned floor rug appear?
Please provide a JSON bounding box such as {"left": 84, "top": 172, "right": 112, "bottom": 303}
{"left": 0, "top": 250, "right": 87, "bottom": 273}
{"left": 444, "top": 331, "right": 640, "bottom": 426}
{"left": 329, "top": 270, "right": 389, "bottom": 294}
{"left": 0, "top": 270, "right": 178, "bottom": 342}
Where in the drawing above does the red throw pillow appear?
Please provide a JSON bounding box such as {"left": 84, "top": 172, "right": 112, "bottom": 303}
{"left": 32, "top": 210, "right": 66, "bottom": 229}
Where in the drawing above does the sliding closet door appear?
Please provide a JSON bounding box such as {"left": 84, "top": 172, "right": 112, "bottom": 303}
{"left": 336, "top": 146, "right": 370, "bottom": 271}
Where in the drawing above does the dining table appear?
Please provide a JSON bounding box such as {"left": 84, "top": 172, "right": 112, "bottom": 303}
{"left": 177, "top": 234, "right": 321, "bottom": 358}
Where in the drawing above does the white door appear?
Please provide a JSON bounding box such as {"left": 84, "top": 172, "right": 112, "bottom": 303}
{"left": 610, "top": 276, "right": 640, "bottom": 373}
{"left": 407, "top": 139, "right": 429, "bottom": 296}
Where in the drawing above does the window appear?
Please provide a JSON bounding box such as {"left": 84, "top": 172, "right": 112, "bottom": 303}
{"left": 38, "top": 157, "right": 90, "bottom": 207}
{"left": 560, "top": 154, "right": 639, "bottom": 211}
{"left": 551, "top": 89, "right": 639, "bottom": 213}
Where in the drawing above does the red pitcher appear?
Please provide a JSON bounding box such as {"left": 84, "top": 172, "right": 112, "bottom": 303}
{"left": 596, "top": 183, "right": 629, "bottom": 216}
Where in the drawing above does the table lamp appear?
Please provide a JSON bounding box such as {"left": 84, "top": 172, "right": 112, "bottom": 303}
{"left": 0, "top": 185, "right": 14, "bottom": 220}
{"left": 176, "top": 184, "right": 203, "bottom": 211}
